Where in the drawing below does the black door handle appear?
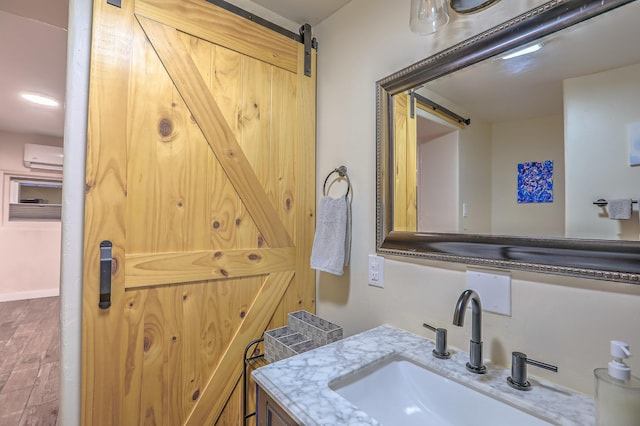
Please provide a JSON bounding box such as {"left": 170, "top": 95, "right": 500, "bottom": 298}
{"left": 99, "top": 241, "right": 112, "bottom": 309}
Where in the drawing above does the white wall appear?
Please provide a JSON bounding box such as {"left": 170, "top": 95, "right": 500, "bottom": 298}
{"left": 315, "top": 0, "right": 640, "bottom": 397}
{"left": 59, "top": 0, "right": 92, "bottom": 423}
{"left": 459, "top": 117, "right": 492, "bottom": 233}
{"left": 491, "top": 115, "right": 565, "bottom": 237}
{"left": 418, "top": 132, "right": 458, "bottom": 232}
{"left": 565, "top": 63, "right": 640, "bottom": 240}
{"left": 0, "top": 130, "right": 62, "bottom": 301}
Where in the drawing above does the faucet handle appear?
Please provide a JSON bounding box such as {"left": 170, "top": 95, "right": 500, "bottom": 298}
{"left": 423, "top": 323, "right": 451, "bottom": 359}
{"left": 507, "top": 351, "right": 558, "bottom": 391}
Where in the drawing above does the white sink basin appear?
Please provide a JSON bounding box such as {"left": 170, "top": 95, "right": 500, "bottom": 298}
{"left": 329, "top": 355, "right": 553, "bottom": 426}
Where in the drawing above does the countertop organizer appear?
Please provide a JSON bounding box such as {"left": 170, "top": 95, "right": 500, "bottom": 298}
{"left": 265, "top": 311, "right": 343, "bottom": 362}
{"left": 242, "top": 311, "right": 343, "bottom": 425}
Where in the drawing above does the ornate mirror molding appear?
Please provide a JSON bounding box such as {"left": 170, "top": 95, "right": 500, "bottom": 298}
{"left": 376, "top": 0, "right": 640, "bottom": 284}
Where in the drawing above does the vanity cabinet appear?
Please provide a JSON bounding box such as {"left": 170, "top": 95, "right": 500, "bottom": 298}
{"left": 257, "top": 385, "right": 300, "bottom": 426}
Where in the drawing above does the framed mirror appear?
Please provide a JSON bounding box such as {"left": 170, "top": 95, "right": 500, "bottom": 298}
{"left": 376, "top": 0, "right": 640, "bottom": 284}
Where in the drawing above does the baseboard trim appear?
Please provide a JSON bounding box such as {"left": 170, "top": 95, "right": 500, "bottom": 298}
{"left": 0, "top": 288, "right": 60, "bottom": 302}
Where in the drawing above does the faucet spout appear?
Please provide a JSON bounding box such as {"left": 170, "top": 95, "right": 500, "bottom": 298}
{"left": 452, "top": 289, "right": 486, "bottom": 374}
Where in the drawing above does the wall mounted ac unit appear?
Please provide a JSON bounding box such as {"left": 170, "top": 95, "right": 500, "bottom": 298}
{"left": 24, "top": 144, "right": 64, "bottom": 171}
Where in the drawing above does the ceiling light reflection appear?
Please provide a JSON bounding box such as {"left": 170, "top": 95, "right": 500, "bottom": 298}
{"left": 405, "top": 405, "right": 423, "bottom": 416}
{"left": 502, "top": 43, "right": 542, "bottom": 60}
{"left": 21, "top": 93, "right": 60, "bottom": 107}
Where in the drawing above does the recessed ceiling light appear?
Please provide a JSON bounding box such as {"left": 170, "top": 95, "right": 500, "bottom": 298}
{"left": 21, "top": 93, "right": 60, "bottom": 107}
{"left": 502, "top": 43, "right": 542, "bottom": 60}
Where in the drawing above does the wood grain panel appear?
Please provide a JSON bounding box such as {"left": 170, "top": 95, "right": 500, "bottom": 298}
{"left": 393, "top": 93, "right": 419, "bottom": 231}
{"left": 136, "top": 15, "right": 293, "bottom": 249}
{"left": 122, "top": 291, "right": 145, "bottom": 424}
{"left": 82, "top": 0, "right": 133, "bottom": 424}
{"left": 180, "top": 283, "right": 208, "bottom": 423}
{"left": 209, "top": 276, "right": 264, "bottom": 369}
{"left": 406, "top": 95, "right": 418, "bottom": 230}
{"left": 165, "top": 285, "right": 185, "bottom": 425}
{"left": 293, "top": 45, "right": 318, "bottom": 313}
{"left": 180, "top": 31, "right": 262, "bottom": 253}
{"left": 272, "top": 66, "right": 297, "bottom": 234}
{"left": 208, "top": 45, "right": 261, "bottom": 249}
{"left": 235, "top": 55, "right": 272, "bottom": 248}
{"left": 139, "top": 288, "right": 168, "bottom": 424}
{"left": 185, "top": 271, "right": 294, "bottom": 426}
{"left": 125, "top": 17, "right": 162, "bottom": 254}
{"left": 135, "top": 0, "right": 298, "bottom": 72}
{"left": 393, "top": 93, "right": 408, "bottom": 231}
{"left": 241, "top": 58, "right": 275, "bottom": 209}
{"left": 125, "top": 247, "right": 295, "bottom": 288}
{"left": 209, "top": 44, "right": 242, "bottom": 134}
{"left": 127, "top": 24, "right": 213, "bottom": 255}
{"left": 216, "top": 377, "right": 242, "bottom": 425}
{"left": 272, "top": 45, "right": 318, "bottom": 329}
{"left": 124, "top": 276, "right": 251, "bottom": 425}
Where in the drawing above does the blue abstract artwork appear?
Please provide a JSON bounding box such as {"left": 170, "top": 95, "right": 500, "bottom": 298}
{"left": 517, "top": 160, "right": 553, "bottom": 203}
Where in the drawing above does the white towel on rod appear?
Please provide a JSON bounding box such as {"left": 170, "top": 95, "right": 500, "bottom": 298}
{"left": 344, "top": 197, "right": 352, "bottom": 267}
{"left": 311, "top": 195, "right": 351, "bottom": 275}
{"left": 607, "top": 199, "right": 632, "bottom": 219}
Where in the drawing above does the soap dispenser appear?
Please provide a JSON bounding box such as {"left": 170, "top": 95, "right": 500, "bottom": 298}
{"left": 594, "top": 340, "right": 640, "bottom": 425}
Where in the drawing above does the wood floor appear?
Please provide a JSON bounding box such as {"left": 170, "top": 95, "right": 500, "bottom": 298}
{"left": 0, "top": 297, "right": 59, "bottom": 426}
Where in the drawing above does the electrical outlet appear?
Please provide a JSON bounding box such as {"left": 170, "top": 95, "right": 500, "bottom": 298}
{"left": 368, "top": 254, "right": 384, "bottom": 288}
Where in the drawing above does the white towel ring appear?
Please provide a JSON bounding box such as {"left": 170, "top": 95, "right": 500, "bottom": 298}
{"left": 323, "top": 166, "right": 350, "bottom": 197}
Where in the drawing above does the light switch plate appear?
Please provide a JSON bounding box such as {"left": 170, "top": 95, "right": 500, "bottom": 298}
{"left": 368, "top": 254, "right": 384, "bottom": 288}
{"left": 466, "top": 268, "right": 511, "bottom": 316}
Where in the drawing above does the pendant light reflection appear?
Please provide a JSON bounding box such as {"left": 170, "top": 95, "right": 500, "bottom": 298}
{"left": 410, "top": 0, "right": 450, "bottom": 35}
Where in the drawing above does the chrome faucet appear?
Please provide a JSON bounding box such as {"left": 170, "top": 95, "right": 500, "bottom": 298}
{"left": 452, "top": 289, "right": 486, "bottom": 374}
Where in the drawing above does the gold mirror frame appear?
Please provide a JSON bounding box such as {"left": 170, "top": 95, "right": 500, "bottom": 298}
{"left": 376, "top": 0, "right": 640, "bottom": 284}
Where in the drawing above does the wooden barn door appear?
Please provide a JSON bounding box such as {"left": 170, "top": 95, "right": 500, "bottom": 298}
{"left": 393, "top": 93, "right": 417, "bottom": 231}
{"left": 81, "top": 0, "right": 316, "bottom": 424}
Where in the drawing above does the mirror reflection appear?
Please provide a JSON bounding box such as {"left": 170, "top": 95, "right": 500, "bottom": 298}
{"left": 391, "top": 1, "right": 640, "bottom": 241}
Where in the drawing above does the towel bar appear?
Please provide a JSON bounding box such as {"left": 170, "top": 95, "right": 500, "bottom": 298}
{"left": 323, "top": 165, "right": 351, "bottom": 197}
{"left": 593, "top": 198, "right": 638, "bottom": 207}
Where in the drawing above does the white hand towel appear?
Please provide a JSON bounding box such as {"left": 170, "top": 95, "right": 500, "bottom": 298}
{"left": 607, "top": 199, "right": 632, "bottom": 219}
{"left": 344, "top": 197, "right": 352, "bottom": 267}
{"left": 311, "top": 195, "right": 351, "bottom": 275}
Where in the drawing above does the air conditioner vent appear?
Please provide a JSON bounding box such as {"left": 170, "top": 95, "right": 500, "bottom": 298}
{"left": 24, "top": 144, "right": 63, "bottom": 171}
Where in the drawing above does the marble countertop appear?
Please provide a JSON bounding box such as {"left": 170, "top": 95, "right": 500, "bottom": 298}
{"left": 252, "top": 325, "right": 595, "bottom": 425}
